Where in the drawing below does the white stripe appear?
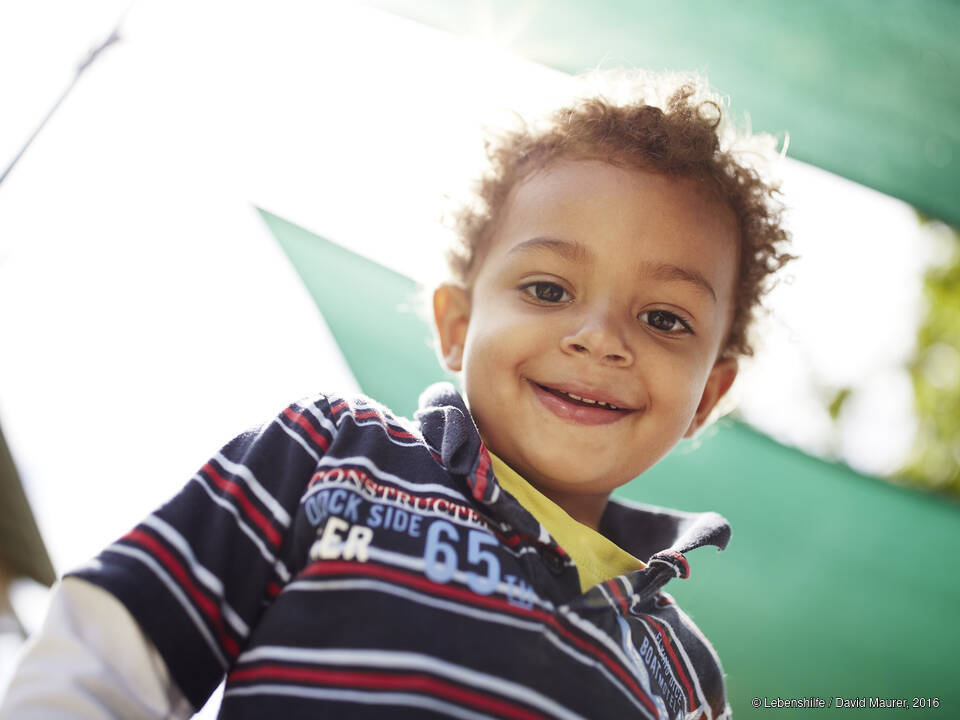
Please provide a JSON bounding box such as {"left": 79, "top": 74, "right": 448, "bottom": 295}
{"left": 601, "top": 596, "right": 664, "bottom": 719}
{"left": 141, "top": 514, "right": 250, "bottom": 638}
{"left": 356, "top": 427, "right": 421, "bottom": 446}
{"left": 650, "top": 614, "right": 712, "bottom": 720}
{"left": 540, "top": 623, "right": 653, "bottom": 718}
{"left": 281, "top": 577, "right": 653, "bottom": 717}
{"left": 557, "top": 604, "right": 645, "bottom": 688}
{"left": 277, "top": 419, "right": 321, "bottom": 462}
{"left": 348, "top": 416, "right": 426, "bottom": 448}
{"left": 315, "top": 455, "right": 471, "bottom": 501}
{"left": 237, "top": 647, "right": 585, "bottom": 720}
{"left": 106, "top": 544, "right": 228, "bottom": 668}
{"left": 596, "top": 583, "right": 669, "bottom": 718}
{"left": 547, "top": 602, "right": 658, "bottom": 718}
{"left": 596, "top": 581, "right": 617, "bottom": 610}
{"left": 537, "top": 524, "right": 552, "bottom": 544}
{"left": 304, "top": 403, "right": 339, "bottom": 436}
{"left": 284, "top": 577, "right": 543, "bottom": 633}
{"left": 191, "top": 476, "right": 291, "bottom": 583}
{"left": 224, "top": 684, "right": 496, "bottom": 720}
{"left": 214, "top": 452, "right": 291, "bottom": 527}
{"left": 633, "top": 615, "right": 697, "bottom": 720}
{"left": 332, "top": 403, "right": 428, "bottom": 446}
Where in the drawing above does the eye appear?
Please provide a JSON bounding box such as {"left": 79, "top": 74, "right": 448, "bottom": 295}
{"left": 639, "top": 310, "right": 692, "bottom": 334}
{"left": 521, "top": 281, "right": 572, "bottom": 304}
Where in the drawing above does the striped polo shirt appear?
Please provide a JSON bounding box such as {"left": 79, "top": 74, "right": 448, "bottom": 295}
{"left": 70, "top": 382, "right": 732, "bottom": 719}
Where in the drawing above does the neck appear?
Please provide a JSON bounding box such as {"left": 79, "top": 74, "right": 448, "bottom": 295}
{"left": 529, "top": 484, "right": 611, "bottom": 531}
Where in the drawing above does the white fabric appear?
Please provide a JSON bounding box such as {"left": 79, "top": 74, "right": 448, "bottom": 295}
{"left": 0, "top": 577, "right": 192, "bottom": 720}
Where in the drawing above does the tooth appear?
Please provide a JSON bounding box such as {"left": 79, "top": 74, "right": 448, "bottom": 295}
{"left": 560, "top": 389, "right": 621, "bottom": 408}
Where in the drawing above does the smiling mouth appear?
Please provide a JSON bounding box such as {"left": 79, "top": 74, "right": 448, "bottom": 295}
{"left": 533, "top": 382, "right": 630, "bottom": 412}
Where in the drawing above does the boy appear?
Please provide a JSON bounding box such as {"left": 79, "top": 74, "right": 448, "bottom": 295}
{"left": 2, "top": 72, "right": 791, "bottom": 719}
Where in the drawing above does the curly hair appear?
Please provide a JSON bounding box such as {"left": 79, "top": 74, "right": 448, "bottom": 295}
{"left": 446, "top": 71, "right": 794, "bottom": 358}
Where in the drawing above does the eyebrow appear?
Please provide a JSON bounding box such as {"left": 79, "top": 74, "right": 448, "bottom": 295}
{"left": 507, "top": 236, "right": 593, "bottom": 263}
{"left": 507, "top": 236, "right": 717, "bottom": 302}
{"left": 643, "top": 261, "right": 717, "bottom": 302}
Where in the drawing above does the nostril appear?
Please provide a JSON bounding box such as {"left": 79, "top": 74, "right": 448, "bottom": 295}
{"left": 572, "top": 344, "right": 587, "bottom": 353}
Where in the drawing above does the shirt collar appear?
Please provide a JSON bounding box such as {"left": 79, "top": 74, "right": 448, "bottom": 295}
{"left": 414, "top": 382, "right": 484, "bottom": 475}
{"left": 414, "top": 381, "right": 731, "bottom": 563}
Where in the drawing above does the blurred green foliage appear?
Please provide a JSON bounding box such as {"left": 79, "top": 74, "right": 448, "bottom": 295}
{"left": 904, "top": 223, "right": 960, "bottom": 494}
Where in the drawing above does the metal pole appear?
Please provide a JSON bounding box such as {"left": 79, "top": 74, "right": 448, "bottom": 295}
{"left": 0, "top": 7, "right": 130, "bottom": 189}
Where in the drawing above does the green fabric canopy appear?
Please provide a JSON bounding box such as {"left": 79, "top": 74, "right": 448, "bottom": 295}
{"left": 264, "top": 208, "right": 960, "bottom": 718}
{"left": 366, "top": 0, "right": 960, "bottom": 228}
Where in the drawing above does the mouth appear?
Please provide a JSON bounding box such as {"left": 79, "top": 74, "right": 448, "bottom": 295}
{"left": 529, "top": 380, "right": 635, "bottom": 425}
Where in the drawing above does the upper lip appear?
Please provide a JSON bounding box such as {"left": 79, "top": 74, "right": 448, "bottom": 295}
{"left": 529, "top": 379, "right": 636, "bottom": 411}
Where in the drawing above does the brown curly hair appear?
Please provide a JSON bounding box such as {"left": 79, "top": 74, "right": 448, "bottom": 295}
{"left": 446, "top": 71, "right": 794, "bottom": 358}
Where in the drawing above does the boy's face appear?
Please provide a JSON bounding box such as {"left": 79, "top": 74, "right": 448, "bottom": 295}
{"left": 435, "top": 159, "right": 739, "bottom": 524}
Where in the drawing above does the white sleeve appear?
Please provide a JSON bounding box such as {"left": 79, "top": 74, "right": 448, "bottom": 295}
{"left": 0, "top": 576, "right": 193, "bottom": 720}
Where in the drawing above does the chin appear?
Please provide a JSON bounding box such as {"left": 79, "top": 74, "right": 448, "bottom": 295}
{"left": 524, "top": 455, "right": 618, "bottom": 494}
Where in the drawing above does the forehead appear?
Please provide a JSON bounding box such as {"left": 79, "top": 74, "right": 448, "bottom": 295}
{"left": 505, "top": 158, "right": 736, "bottom": 243}
{"left": 484, "top": 159, "right": 739, "bottom": 295}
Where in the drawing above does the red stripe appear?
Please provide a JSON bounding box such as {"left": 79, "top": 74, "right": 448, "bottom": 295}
{"left": 646, "top": 618, "right": 696, "bottom": 712}
{"left": 266, "top": 581, "right": 283, "bottom": 598}
{"left": 331, "top": 401, "right": 348, "bottom": 413}
{"left": 301, "top": 561, "right": 657, "bottom": 714}
{"left": 350, "top": 409, "right": 417, "bottom": 440}
{"left": 661, "top": 550, "right": 690, "bottom": 579}
{"left": 203, "top": 463, "right": 283, "bottom": 547}
{"left": 125, "top": 529, "right": 239, "bottom": 657}
{"left": 471, "top": 446, "right": 490, "bottom": 499}
{"left": 606, "top": 580, "right": 630, "bottom": 615}
{"left": 229, "top": 664, "right": 548, "bottom": 720}
{"left": 386, "top": 426, "right": 416, "bottom": 440}
{"left": 302, "top": 560, "right": 526, "bottom": 616}
{"left": 283, "top": 407, "right": 330, "bottom": 452}
{"left": 499, "top": 533, "right": 530, "bottom": 548}
{"left": 655, "top": 593, "right": 673, "bottom": 607}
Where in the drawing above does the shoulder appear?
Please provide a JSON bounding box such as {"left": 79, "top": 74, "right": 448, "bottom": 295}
{"left": 303, "top": 391, "right": 426, "bottom": 445}
{"left": 271, "top": 389, "right": 443, "bottom": 474}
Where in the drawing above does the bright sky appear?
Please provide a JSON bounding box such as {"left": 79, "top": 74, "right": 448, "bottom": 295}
{"left": 0, "top": 0, "right": 943, "bottom": 708}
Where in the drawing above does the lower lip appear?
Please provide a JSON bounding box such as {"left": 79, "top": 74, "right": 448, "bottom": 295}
{"left": 529, "top": 381, "right": 631, "bottom": 426}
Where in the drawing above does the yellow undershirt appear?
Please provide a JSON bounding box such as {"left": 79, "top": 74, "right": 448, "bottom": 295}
{"left": 488, "top": 452, "right": 645, "bottom": 592}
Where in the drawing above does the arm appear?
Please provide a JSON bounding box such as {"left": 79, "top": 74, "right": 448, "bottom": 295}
{"left": 0, "top": 577, "right": 191, "bottom": 719}
{"left": 3, "top": 395, "right": 336, "bottom": 716}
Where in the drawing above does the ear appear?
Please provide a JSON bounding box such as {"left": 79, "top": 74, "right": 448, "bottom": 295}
{"left": 432, "top": 284, "right": 471, "bottom": 371}
{"left": 684, "top": 357, "right": 738, "bottom": 438}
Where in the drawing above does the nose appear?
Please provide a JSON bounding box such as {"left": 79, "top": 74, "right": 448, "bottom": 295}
{"left": 561, "top": 306, "right": 634, "bottom": 367}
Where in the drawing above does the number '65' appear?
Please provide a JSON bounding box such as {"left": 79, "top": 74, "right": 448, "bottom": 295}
{"left": 424, "top": 520, "right": 501, "bottom": 595}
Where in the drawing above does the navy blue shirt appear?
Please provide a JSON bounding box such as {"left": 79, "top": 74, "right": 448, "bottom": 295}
{"left": 71, "top": 383, "right": 732, "bottom": 719}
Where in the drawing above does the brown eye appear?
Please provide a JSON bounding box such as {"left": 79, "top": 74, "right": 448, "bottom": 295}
{"left": 640, "top": 310, "right": 691, "bottom": 334}
{"left": 522, "top": 282, "right": 571, "bottom": 303}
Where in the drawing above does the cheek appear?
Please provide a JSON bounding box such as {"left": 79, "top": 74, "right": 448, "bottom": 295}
{"left": 646, "top": 349, "right": 707, "bottom": 416}
{"left": 463, "top": 309, "right": 548, "bottom": 377}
